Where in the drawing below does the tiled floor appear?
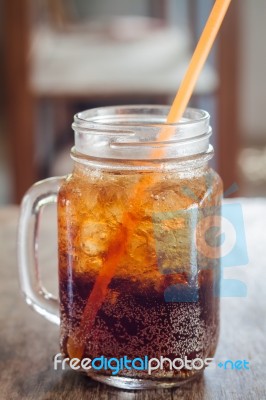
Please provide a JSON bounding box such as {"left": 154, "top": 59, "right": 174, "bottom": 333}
{"left": 238, "top": 146, "right": 266, "bottom": 197}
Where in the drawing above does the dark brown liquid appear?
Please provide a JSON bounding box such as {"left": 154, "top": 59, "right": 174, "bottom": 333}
{"left": 59, "top": 269, "right": 219, "bottom": 378}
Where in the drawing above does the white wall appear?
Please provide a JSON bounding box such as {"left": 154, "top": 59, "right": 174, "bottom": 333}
{"left": 239, "top": 0, "right": 266, "bottom": 139}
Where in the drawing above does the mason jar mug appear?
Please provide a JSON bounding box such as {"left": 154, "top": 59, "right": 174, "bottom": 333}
{"left": 18, "top": 105, "right": 223, "bottom": 389}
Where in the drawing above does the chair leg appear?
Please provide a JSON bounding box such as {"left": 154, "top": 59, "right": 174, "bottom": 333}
{"left": 217, "top": 0, "right": 240, "bottom": 191}
{"left": 3, "top": 0, "right": 36, "bottom": 203}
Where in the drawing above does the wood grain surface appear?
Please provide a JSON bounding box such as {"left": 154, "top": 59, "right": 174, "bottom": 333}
{"left": 0, "top": 200, "right": 266, "bottom": 400}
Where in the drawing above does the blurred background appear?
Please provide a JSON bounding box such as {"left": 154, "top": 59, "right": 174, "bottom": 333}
{"left": 0, "top": 0, "right": 265, "bottom": 204}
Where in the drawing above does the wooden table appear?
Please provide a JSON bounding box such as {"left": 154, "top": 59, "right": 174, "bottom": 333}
{"left": 1, "top": 200, "right": 266, "bottom": 399}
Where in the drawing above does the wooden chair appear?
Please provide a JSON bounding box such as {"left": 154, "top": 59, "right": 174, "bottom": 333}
{"left": 3, "top": 0, "right": 240, "bottom": 202}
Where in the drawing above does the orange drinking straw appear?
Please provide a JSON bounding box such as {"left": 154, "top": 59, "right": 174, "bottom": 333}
{"left": 67, "top": 0, "right": 232, "bottom": 359}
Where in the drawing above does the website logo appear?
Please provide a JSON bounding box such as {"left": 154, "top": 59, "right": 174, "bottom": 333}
{"left": 53, "top": 354, "right": 250, "bottom": 375}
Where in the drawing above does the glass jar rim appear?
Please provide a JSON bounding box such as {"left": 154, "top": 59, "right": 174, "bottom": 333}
{"left": 72, "top": 105, "right": 212, "bottom": 161}
{"left": 72, "top": 105, "right": 209, "bottom": 132}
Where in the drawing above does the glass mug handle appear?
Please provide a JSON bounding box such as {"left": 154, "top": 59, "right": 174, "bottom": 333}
{"left": 18, "top": 177, "right": 65, "bottom": 325}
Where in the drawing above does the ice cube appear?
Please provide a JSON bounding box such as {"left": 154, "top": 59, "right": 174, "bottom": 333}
{"left": 81, "top": 221, "right": 111, "bottom": 256}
